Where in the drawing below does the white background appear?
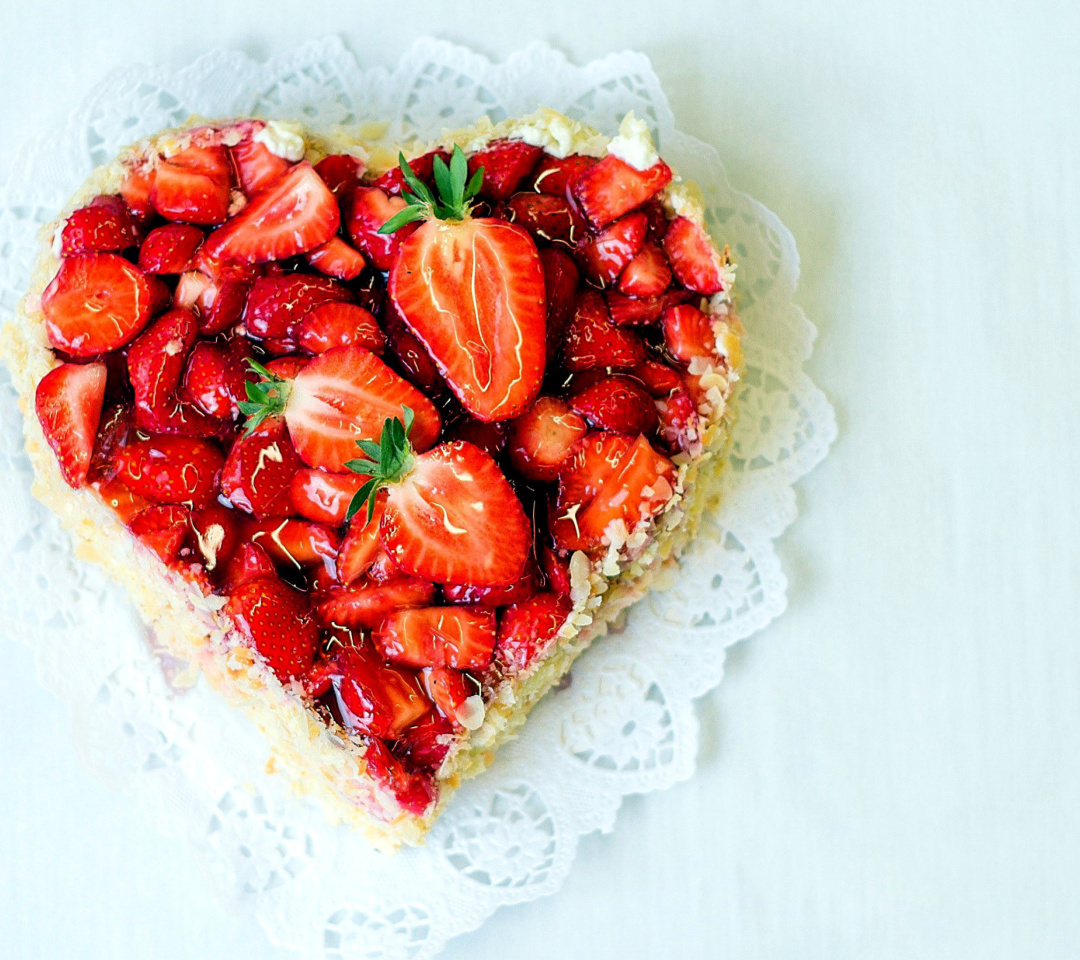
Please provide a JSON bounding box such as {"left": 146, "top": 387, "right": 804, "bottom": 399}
{"left": 1, "top": 2, "right": 1078, "bottom": 959}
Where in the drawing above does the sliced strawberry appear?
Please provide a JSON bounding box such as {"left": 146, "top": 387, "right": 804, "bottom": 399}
{"left": 226, "top": 575, "right": 318, "bottom": 680}
{"left": 243, "top": 518, "right": 340, "bottom": 570}
{"left": 551, "top": 433, "right": 676, "bottom": 554}
{"left": 182, "top": 340, "right": 249, "bottom": 419}
{"left": 421, "top": 666, "right": 483, "bottom": 729}
{"left": 121, "top": 164, "right": 154, "bottom": 219}
{"left": 381, "top": 441, "right": 531, "bottom": 587}
{"left": 383, "top": 303, "right": 446, "bottom": 395}
{"left": 528, "top": 154, "right": 598, "bottom": 196}
{"left": 230, "top": 136, "right": 292, "bottom": 197}
{"left": 540, "top": 545, "right": 572, "bottom": 597}
{"left": 189, "top": 502, "right": 240, "bottom": 573}
{"left": 577, "top": 211, "right": 648, "bottom": 287}
{"left": 35, "top": 361, "right": 107, "bottom": 488}
{"left": 61, "top": 195, "right": 143, "bottom": 256}
{"left": 390, "top": 217, "right": 546, "bottom": 421}
{"left": 314, "top": 154, "right": 363, "bottom": 196}
{"left": 264, "top": 355, "right": 309, "bottom": 380}
{"left": 374, "top": 607, "right": 497, "bottom": 670}
{"left": 662, "top": 216, "right": 725, "bottom": 295}
{"left": 135, "top": 397, "right": 224, "bottom": 438}
{"left": 468, "top": 140, "right": 542, "bottom": 200}
{"left": 562, "top": 290, "right": 645, "bottom": 371}
{"left": 127, "top": 307, "right": 198, "bottom": 426}
{"left": 507, "top": 395, "right": 587, "bottom": 483}
{"left": 315, "top": 578, "right": 436, "bottom": 629}
{"left": 371, "top": 149, "right": 448, "bottom": 196}
{"left": 606, "top": 291, "right": 667, "bottom": 326}
{"left": 366, "top": 547, "right": 406, "bottom": 583}
{"left": 42, "top": 254, "right": 158, "bottom": 358}
{"left": 115, "top": 436, "right": 224, "bottom": 508}
{"left": 138, "top": 223, "right": 205, "bottom": 274}
{"left": 335, "top": 494, "right": 386, "bottom": 585}
{"left": 539, "top": 247, "right": 579, "bottom": 365}
{"left": 151, "top": 144, "right": 233, "bottom": 225}
{"left": 497, "top": 592, "right": 572, "bottom": 673}
{"left": 662, "top": 304, "right": 716, "bottom": 363}
{"left": 174, "top": 271, "right": 251, "bottom": 336}
{"left": 220, "top": 424, "right": 302, "bottom": 517}
{"left": 505, "top": 192, "right": 585, "bottom": 246}
{"left": 394, "top": 711, "right": 454, "bottom": 771}
{"left": 202, "top": 162, "right": 339, "bottom": 263}
{"left": 290, "top": 468, "right": 367, "bottom": 525}
{"left": 305, "top": 236, "right": 367, "bottom": 280}
{"left": 243, "top": 274, "right": 351, "bottom": 340}
{"left": 362, "top": 736, "right": 437, "bottom": 816}
{"left": 92, "top": 475, "right": 151, "bottom": 525}
{"left": 571, "top": 154, "right": 673, "bottom": 228}
{"left": 570, "top": 374, "right": 657, "bottom": 435}
{"left": 218, "top": 541, "right": 277, "bottom": 592}
{"left": 618, "top": 241, "right": 672, "bottom": 297}
{"left": 442, "top": 560, "right": 539, "bottom": 607}
{"left": 632, "top": 359, "right": 685, "bottom": 397}
{"left": 346, "top": 186, "right": 418, "bottom": 270}
{"left": 296, "top": 302, "right": 385, "bottom": 355}
{"left": 127, "top": 504, "right": 191, "bottom": 565}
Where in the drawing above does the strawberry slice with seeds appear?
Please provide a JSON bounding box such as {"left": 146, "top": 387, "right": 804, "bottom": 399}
{"left": 442, "top": 560, "right": 539, "bottom": 607}
{"left": 662, "top": 216, "right": 726, "bottom": 295}
{"left": 202, "top": 161, "right": 339, "bottom": 263}
{"left": 138, "top": 223, "right": 205, "bottom": 274}
{"left": 421, "top": 667, "right": 484, "bottom": 729}
{"left": 226, "top": 575, "right": 318, "bottom": 680}
{"left": 505, "top": 192, "right": 585, "bottom": 246}
{"left": 35, "top": 361, "right": 107, "bottom": 488}
{"left": 182, "top": 340, "right": 250, "bottom": 419}
{"left": 115, "top": 436, "right": 224, "bottom": 508}
{"left": 362, "top": 737, "right": 437, "bottom": 816}
{"left": 243, "top": 274, "right": 351, "bottom": 340}
{"left": 577, "top": 210, "right": 648, "bottom": 286}
{"left": 42, "top": 254, "right": 158, "bottom": 358}
{"left": 335, "top": 494, "right": 386, "bottom": 585}
{"left": 618, "top": 241, "right": 672, "bottom": 297}
{"left": 374, "top": 607, "right": 497, "bottom": 670}
{"left": 606, "top": 291, "right": 667, "bottom": 326}
{"left": 61, "top": 195, "right": 143, "bottom": 255}
{"left": 230, "top": 136, "right": 292, "bottom": 197}
{"left": 305, "top": 236, "right": 367, "bottom": 280}
{"left": 551, "top": 432, "right": 676, "bottom": 554}
{"left": 289, "top": 468, "right": 367, "bottom": 525}
{"left": 496, "top": 592, "right": 573, "bottom": 674}
{"left": 121, "top": 164, "right": 154, "bottom": 219}
{"left": 570, "top": 374, "right": 658, "bottom": 435}
{"left": 127, "top": 504, "right": 191, "bottom": 565}
{"left": 528, "top": 154, "right": 598, "bottom": 196}
{"left": 507, "top": 395, "right": 588, "bottom": 483}
{"left": 127, "top": 307, "right": 199, "bottom": 426}
{"left": 315, "top": 578, "right": 437, "bottom": 629}
{"left": 151, "top": 144, "right": 233, "bottom": 225}
{"left": 467, "top": 140, "right": 543, "bottom": 200}
{"left": 314, "top": 154, "right": 363, "bottom": 196}
{"left": 296, "top": 302, "right": 385, "bottom": 355}
{"left": 631, "top": 359, "right": 685, "bottom": 397}
{"left": 662, "top": 303, "right": 717, "bottom": 363}
{"left": 220, "top": 424, "right": 301, "bottom": 517}
{"left": 346, "top": 186, "right": 419, "bottom": 270}
{"left": 562, "top": 290, "right": 645, "bottom": 371}
{"left": 571, "top": 154, "right": 673, "bottom": 228}
{"left": 243, "top": 518, "right": 340, "bottom": 570}
{"left": 240, "top": 344, "right": 441, "bottom": 472}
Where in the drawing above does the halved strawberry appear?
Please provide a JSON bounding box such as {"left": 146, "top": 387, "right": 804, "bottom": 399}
{"left": 230, "top": 136, "right": 292, "bottom": 197}
{"left": 314, "top": 154, "right": 363, "bottom": 196}
{"left": 264, "top": 355, "right": 309, "bottom": 380}
{"left": 394, "top": 711, "right": 454, "bottom": 771}
{"left": 371, "top": 149, "right": 447, "bottom": 196}
{"left": 507, "top": 395, "right": 588, "bottom": 483}
{"left": 562, "top": 290, "right": 645, "bottom": 371}
{"left": 577, "top": 210, "right": 648, "bottom": 287}
{"left": 35, "top": 361, "right": 107, "bottom": 488}
{"left": 496, "top": 592, "right": 572, "bottom": 673}
{"left": 289, "top": 468, "right": 367, "bottom": 525}
{"left": 383, "top": 303, "right": 446, "bottom": 395}
{"left": 632, "top": 359, "right": 685, "bottom": 397}
{"left": 442, "top": 560, "right": 539, "bottom": 607}
{"left": 127, "top": 307, "right": 198, "bottom": 427}
{"left": 551, "top": 433, "right": 676, "bottom": 554}
{"left": 618, "top": 241, "right": 672, "bottom": 297}
{"left": 174, "top": 271, "right": 251, "bottom": 336}
{"left": 202, "top": 162, "right": 339, "bottom": 263}
{"left": 571, "top": 154, "right": 672, "bottom": 228}
{"left": 346, "top": 186, "right": 418, "bottom": 270}
{"left": 466, "top": 140, "right": 542, "bottom": 200}
{"left": 606, "top": 291, "right": 667, "bottom": 326}
{"left": 135, "top": 396, "right": 223, "bottom": 438}
{"left": 189, "top": 502, "right": 240, "bottom": 573}
{"left": 305, "top": 236, "right": 367, "bottom": 280}
{"left": 315, "top": 578, "right": 436, "bottom": 629}
{"left": 121, "top": 164, "right": 154, "bottom": 219}
{"left": 243, "top": 274, "right": 351, "bottom": 340}
{"left": 421, "top": 666, "right": 483, "bottom": 729}
{"left": 335, "top": 494, "right": 385, "bottom": 585}
{"left": 127, "top": 504, "right": 191, "bottom": 565}
{"left": 226, "top": 575, "right": 318, "bottom": 680}
{"left": 374, "top": 607, "right": 497, "bottom": 670}
{"left": 42, "top": 254, "right": 158, "bottom": 358}
{"left": 528, "top": 154, "right": 598, "bottom": 196}
{"left": 218, "top": 541, "right": 277, "bottom": 592}
{"left": 505, "top": 192, "right": 585, "bottom": 246}
{"left": 241, "top": 344, "right": 441, "bottom": 472}
{"left": 539, "top": 247, "right": 579, "bottom": 365}
{"left": 662, "top": 303, "right": 716, "bottom": 363}
{"left": 296, "top": 302, "right": 385, "bottom": 355}
{"left": 61, "top": 195, "right": 143, "bottom": 256}
{"left": 138, "top": 223, "right": 205, "bottom": 274}
{"left": 182, "top": 340, "right": 249, "bottom": 419}
{"left": 570, "top": 374, "right": 657, "bottom": 435}
{"left": 662, "top": 216, "right": 725, "bottom": 295}
{"left": 243, "top": 518, "right": 340, "bottom": 570}
{"left": 361, "top": 737, "right": 437, "bottom": 816}
{"left": 115, "top": 436, "right": 224, "bottom": 508}
{"left": 220, "top": 423, "right": 302, "bottom": 517}
{"left": 151, "top": 144, "right": 233, "bottom": 225}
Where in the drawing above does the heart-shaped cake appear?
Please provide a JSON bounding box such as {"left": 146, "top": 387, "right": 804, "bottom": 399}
{"left": 1, "top": 108, "right": 741, "bottom": 849}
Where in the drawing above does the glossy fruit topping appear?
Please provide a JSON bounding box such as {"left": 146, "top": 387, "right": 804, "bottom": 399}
{"left": 35, "top": 361, "right": 107, "bottom": 488}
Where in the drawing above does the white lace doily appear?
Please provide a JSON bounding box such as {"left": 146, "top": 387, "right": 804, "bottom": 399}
{"left": 0, "top": 38, "right": 835, "bottom": 960}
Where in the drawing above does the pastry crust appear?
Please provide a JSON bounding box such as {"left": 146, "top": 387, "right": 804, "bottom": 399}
{"left": 0, "top": 110, "right": 742, "bottom": 850}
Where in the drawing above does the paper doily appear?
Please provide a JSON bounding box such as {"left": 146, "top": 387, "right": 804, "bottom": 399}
{"left": 0, "top": 37, "right": 835, "bottom": 960}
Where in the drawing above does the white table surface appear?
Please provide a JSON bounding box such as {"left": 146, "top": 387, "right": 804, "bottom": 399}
{"left": 2, "top": 3, "right": 1078, "bottom": 958}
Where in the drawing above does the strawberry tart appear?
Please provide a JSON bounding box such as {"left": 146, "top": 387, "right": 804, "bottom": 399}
{"left": 1, "top": 108, "right": 742, "bottom": 849}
